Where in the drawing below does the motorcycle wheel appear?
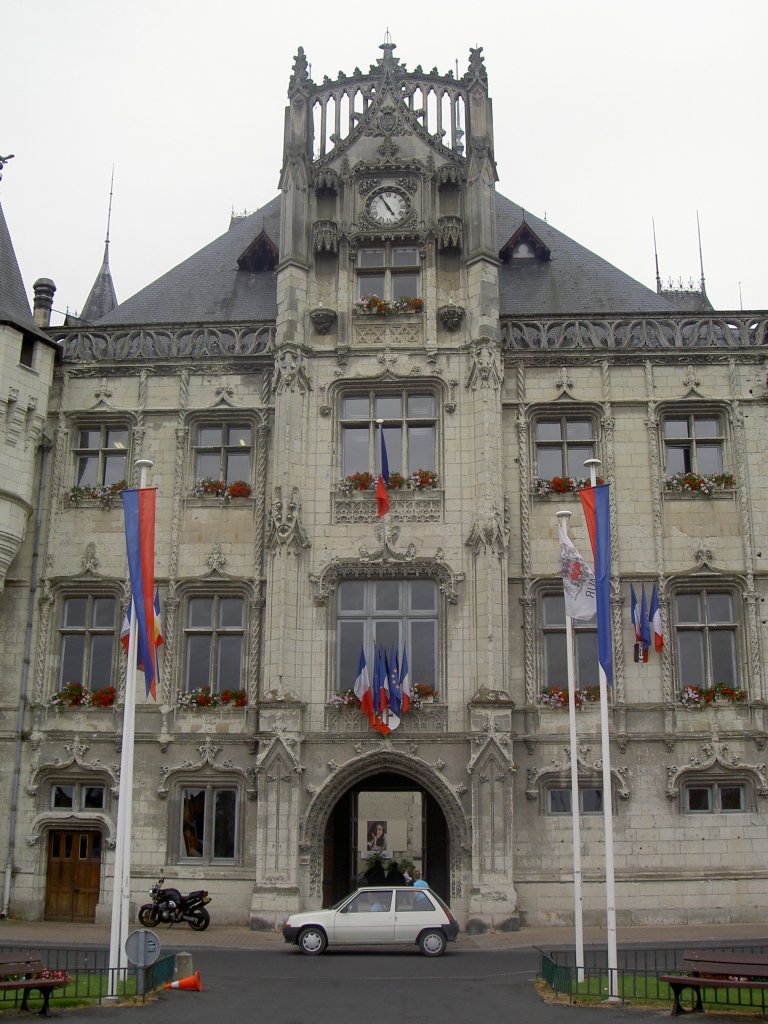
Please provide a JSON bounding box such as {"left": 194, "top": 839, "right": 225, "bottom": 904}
{"left": 188, "top": 907, "right": 210, "bottom": 931}
{"left": 138, "top": 904, "right": 157, "bottom": 926}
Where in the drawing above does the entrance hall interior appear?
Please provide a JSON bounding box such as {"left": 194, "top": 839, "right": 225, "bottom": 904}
{"left": 322, "top": 771, "right": 449, "bottom": 907}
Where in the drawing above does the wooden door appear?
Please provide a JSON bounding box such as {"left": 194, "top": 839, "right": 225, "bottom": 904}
{"left": 45, "top": 830, "right": 102, "bottom": 922}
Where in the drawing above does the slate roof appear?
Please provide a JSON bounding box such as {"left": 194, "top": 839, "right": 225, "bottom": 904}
{"left": 98, "top": 191, "right": 675, "bottom": 327}
{"left": 79, "top": 242, "right": 118, "bottom": 324}
{"left": 495, "top": 195, "right": 674, "bottom": 315}
{"left": 100, "top": 196, "right": 282, "bottom": 325}
{"left": 0, "top": 200, "right": 54, "bottom": 343}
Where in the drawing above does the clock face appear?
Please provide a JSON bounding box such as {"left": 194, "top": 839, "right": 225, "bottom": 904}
{"left": 368, "top": 189, "right": 408, "bottom": 226}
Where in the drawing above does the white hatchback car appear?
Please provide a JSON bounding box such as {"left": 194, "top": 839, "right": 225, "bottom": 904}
{"left": 282, "top": 886, "right": 460, "bottom": 956}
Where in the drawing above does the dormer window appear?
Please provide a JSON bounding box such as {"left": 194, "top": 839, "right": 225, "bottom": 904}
{"left": 499, "top": 223, "right": 551, "bottom": 265}
{"left": 237, "top": 230, "right": 279, "bottom": 273}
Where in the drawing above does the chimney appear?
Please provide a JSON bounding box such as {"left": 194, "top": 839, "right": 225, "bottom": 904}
{"left": 33, "top": 278, "right": 56, "bottom": 328}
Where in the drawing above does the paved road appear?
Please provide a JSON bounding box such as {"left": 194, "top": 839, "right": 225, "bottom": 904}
{"left": 55, "top": 946, "right": 693, "bottom": 1024}
{"left": 3, "top": 919, "right": 765, "bottom": 1021}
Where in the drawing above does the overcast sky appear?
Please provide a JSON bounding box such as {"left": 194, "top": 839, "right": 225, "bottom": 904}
{"left": 3, "top": 0, "right": 766, "bottom": 324}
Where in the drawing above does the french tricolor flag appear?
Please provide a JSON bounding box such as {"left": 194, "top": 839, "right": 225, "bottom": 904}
{"left": 650, "top": 583, "right": 664, "bottom": 653}
{"left": 353, "top": 647, "right": 374, "bottom": 723}
{"left": 400, "top": 646, "right": 411, "bottom": 714}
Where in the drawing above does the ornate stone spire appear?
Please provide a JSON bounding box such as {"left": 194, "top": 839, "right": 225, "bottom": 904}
{"left": 288, "top": 46, "right": 311, "bottom": 97}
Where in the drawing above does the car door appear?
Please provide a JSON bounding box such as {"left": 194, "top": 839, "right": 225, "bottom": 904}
{"left": 394, "top": 888, "right": 441, "bottom": 942}
{"left": 333, "top": 890, "right": 395, "bottom": 945}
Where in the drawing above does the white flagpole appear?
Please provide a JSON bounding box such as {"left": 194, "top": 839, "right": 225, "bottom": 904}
{"left": 556, "top": 510, "right": 585, "bottom": 984}
{"left": 584, "top": 458, "right": 619, "bottom": 1001}
{"left": 108, "top": 459, "right": 153, "bottom": 995}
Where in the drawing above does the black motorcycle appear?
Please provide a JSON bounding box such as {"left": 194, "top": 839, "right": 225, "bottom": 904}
{"left": 138, "top": 877, "right": 211, "bottom": 931}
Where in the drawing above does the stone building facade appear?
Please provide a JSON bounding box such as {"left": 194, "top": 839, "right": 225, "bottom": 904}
{"left": 1, "top": 41, "right": 767, "bottom": 931}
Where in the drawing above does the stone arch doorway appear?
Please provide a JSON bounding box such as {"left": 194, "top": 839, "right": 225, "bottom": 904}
{"left": 303, "top": 753, "right": 469, "bottom": 909}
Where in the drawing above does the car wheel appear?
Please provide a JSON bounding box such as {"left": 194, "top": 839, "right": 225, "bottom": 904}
{"left": 188, "top": 908, "right": 210, "bottom": 931}
{"left": 419, "top": 929, "right": 447, "bottom": 957}
{"left": 298, "top": 926, "right": 327, "bottom": 955}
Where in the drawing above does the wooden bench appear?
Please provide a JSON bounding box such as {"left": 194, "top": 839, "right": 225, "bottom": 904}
{"left": 0, "top": 951, "right": 67, "bottom": 1017}
{"left": 660, "top": 949, "right": 768, "bottom": 1016}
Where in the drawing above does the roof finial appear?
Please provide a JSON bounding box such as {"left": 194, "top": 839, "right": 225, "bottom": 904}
{"left": 105, "top": 165, "right": 115, "bottom": 251}
{"left": 652, "top": 217, "right": 662, "bottom": 294}
{"left": 696, "top": 210, "right": 706, "bottom": 295}
{"left": 380, "top": 29, "right": 396, "bottom": 60}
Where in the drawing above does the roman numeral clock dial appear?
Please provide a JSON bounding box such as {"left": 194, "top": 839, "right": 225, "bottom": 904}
{"left": 368, "top": 189, "right": 409, "bottom": 226}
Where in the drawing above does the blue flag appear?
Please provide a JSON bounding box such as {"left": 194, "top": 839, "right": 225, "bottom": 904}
{"left": 371, "top": 646, "right": 382, "bottom": 714}
{"left": 580, "top": 484, "right": 613, "bottom": 686}
{"left": 640, "top": 585, "right": 651, "bottom": 653}
{"left": 388, "top": 645, "right": 402, "bottom": 717}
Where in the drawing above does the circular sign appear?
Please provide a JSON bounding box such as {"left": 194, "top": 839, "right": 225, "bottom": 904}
{"left": 125, "top": 929, "right": 161, "bottom": 967}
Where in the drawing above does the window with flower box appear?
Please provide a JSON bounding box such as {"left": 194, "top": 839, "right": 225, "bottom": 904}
{"left": 663, "top": 412, "right": 724, "bottom": 476}
{"left": 541, "top": 593, "right": 598, "bottom": 689}
{"left": 355, "top": 245, "right": 420, "bottom": 306}
{"left": 336, "top": 579, "right": 438, "bottom": 695}
{"left": 673, "top": 589, "right": 740, "bottom": 691}
{"left": 193, "top": 422, "right": 252, "bottom": 486}
{"left": 184, "top": 594, "right": 245, "bottom": 694}
{"left": 534, "top": 415, "right": 596, "bottom": 481}
{"left": 73, "top": 424, "right": 130, "bottom": 488}
{"left": 178, "top": 783, "right": 239, "bottom": 863}
{"left": 340, "top": 390, "right": 437, "bottom": 481}
{"left": 57, "top": 595, "right": 119, "bottom": 693}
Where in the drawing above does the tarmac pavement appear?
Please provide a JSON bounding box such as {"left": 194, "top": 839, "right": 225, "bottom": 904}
{"left": 1, "top": 915, "right": 767, "bottom": 952}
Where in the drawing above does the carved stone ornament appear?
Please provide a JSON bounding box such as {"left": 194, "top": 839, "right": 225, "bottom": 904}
{"left": 466, "top": 338, "right": 503, "bottom": 391}
{"left": 310, "top": 308, "right": 337, "bottom": 335}
{"left": 254, "top": 733, "right": 304, "bottom": 777}
{"left": 438, "top": 304, "right": 465, "bottom": 333}
{"left": 466, "top": 734, "right": 516, "bottom": 776}
{"left": 81, "top": 542, "right": 99, "bottom": 574}
{"left": 267, "top": 486, "right": 311, "bottom": 554}
{"left": 271, "top": 344, "right": 312, "bottom": 395}
{"left": 59, "top": 324, "right": 274, "bottom": 363}
{"left": 435, "top": 164, "right": 462, "bottom": 188}
{"left": 158, "top": 736, "right": 257, "bottom": 800}
{"left": 310, "top": 534, "right": 464, "bottom": 607}
{"left": 207, "top": 542, "right": 227, "bottom": 573}
{"left": 466, "top": 497, "right": 510, "bottom": 556}
{"left": 437, "top": 216, "right": 463, "bottom": 250}
{"left": 500, "top": 314, "right": 768, "bottom": 353}
{"left": 314, "top": 168, "right": 340, "bottom": 194}
{"left": 27, "top": 737, "right": 121, "bottom": 798}
{"left": 312, "top": 221, "right": 339, "bottom": 254}
{"left": 693, "top": 542, "right": 717, "bottom": 571}
{"left": 666, "top": 738, "right": 768, "bottom": 800}
{"left": 525, "top": 745, "right": 631, "bottom": 801}
{"left": 27, "top": 812, "right": 116, "bottom": 850}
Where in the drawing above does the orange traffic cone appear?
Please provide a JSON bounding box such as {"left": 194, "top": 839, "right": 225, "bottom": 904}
{"left": 164, "top": 971, "right": 203, "bottom": 992}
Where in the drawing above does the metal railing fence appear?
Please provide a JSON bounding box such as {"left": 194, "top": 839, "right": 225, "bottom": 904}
{"left": 0, "top": 944, "right": 176, "bottom": 1008}
{"left": 538, "top": 943, "right": 768, "bottom": 1012}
